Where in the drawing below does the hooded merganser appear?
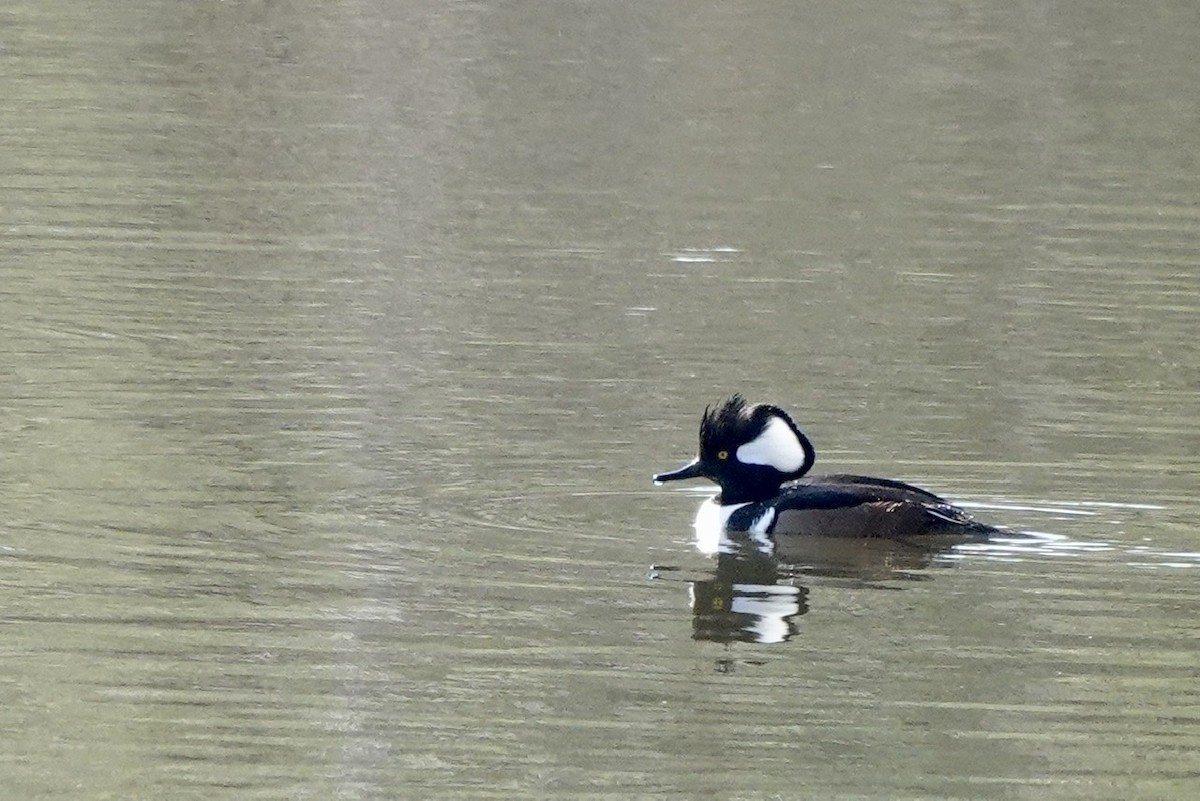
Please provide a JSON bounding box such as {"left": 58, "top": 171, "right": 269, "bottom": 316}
{"left": 654, "top": 395, "right": 1000, "bottom": 540}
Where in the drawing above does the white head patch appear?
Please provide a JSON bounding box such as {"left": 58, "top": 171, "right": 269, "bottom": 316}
{"left": 735, "top": 415, "right": 807, "bottom": 473}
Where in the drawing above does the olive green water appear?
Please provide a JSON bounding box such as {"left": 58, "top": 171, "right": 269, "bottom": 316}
{"left": 3, "top": 2, "right": 1199, "bottom": 799}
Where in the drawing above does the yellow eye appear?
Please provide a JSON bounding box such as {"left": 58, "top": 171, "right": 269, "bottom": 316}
{"left": 717, "top": 450, "right": 729, "bottom": 460}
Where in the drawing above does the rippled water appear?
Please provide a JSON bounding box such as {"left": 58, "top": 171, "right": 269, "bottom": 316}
{"left": 3, "top": 0, "right": 1199, "bottom": 798}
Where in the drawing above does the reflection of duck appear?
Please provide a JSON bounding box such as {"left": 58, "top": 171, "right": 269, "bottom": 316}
{"left": 690, "top": 535, "right": 808, "bottom": 644}
{"left": 655, "top": 396, "right": 1002, "bottom": 540}
{"left": 686, "top": 529, "right": 978, "bottom": 648}
{"left": 771, "top": 533, "right": 966, "bottom": 582}
{"left": 686, "top": 527, "right": 980, "bottom": 645}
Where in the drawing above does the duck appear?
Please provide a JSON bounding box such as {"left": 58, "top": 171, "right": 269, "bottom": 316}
{"left": 653, "top": 395, "right": 1001, "bottom": 540}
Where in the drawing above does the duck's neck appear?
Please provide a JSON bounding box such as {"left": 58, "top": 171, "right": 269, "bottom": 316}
{"left": 716, "top": 482, "right": 782, "bottom": 507}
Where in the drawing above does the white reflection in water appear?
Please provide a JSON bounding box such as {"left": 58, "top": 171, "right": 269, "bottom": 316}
{"left": 668, "top": 246, "right": 741, "bottom": 264}
{"left": 961, "top": 500, "right": 1166, "bottom": 515}
{"left": 690, "top": 580, "right": 805, "bottom": 645}
{"left": 688, "top": 539, "right": 809, "bottom": 645}
{"left": 946, "top": 499, "right": 1192, "bottom": 569}
{"left": 944, "top": 532, "right": 1112, "bottom": 562}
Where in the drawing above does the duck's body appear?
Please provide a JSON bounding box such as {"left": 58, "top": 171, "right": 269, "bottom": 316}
{"left": 654, "top": 396, "right": 1001, "bottom": 540}
{"left": 692, "top": 472, "right": 997, "bottom": 540}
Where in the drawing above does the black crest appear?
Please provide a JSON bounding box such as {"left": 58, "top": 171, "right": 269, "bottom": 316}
{"left": 699, "top": 394, "right": 759, "bottom": 458}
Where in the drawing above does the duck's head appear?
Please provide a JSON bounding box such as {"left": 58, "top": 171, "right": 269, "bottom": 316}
{"left": 653, "top": 395, "right": 816, "bottom": 505}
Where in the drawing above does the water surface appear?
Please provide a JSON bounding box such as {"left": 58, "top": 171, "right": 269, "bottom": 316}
{"left": 3, "top": 1, "right": 1199, "bottom": 798}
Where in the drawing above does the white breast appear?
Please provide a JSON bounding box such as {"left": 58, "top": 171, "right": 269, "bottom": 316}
{"left": 693, "top": 498, "right": 775, "bottom": 556}
{"left": 693, "top": 497, "right": 745, "bottom": 556}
